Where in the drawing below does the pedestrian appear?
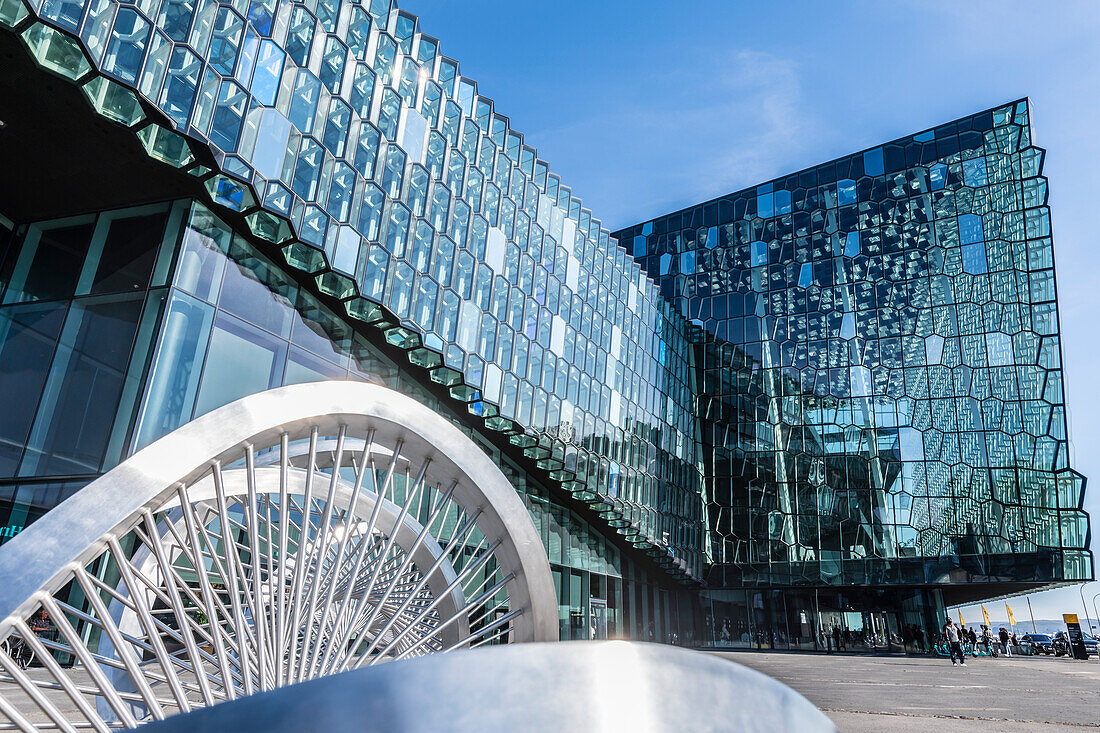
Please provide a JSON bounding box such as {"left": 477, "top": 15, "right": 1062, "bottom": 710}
{"left": 916, "top": 626, "right": 926, "bottom": 652}
{"left": 943, "top": 617, "right": 966, "bottom": 666}
{"left": 999, "top": 627, "right": 1012, "bottom": 657}
{"left": 832, "top": 624, "right": 842, "bottom": 651}
{"left": 981, "top": 626, "right": 997, "bottom": 657}
{"left": 29, "top": 609, "right": 50, "bottom": 636}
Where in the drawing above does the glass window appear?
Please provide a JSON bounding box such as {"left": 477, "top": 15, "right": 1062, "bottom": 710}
{"left": 397, "top": 56, "right": 418, "bottom": 106}
{"left": 454, "top": 250, "right": 474, "bottom": 298}
{"left": 346, "top": 7, "right": 370, "bottom": 60}
{"left": 373, "top": 32, "right": 396, "bottom": 85}
{"left": 327, "top": 163, "right": 356, "bottom": 222}
{"left": 207, "top": 6, "right": 242, "bottom": 76}
{"left": 249, "top": 40, "right": 283, "bottom": 107}
{"left": 386, "top": 261, "right": 414, "bottom": 318}
{"left": 963, "top": 157, "right": 988, "bottom": 188}
{"left": 0, "top": 302, "right": 67, "bottom": 476}
{"left": 349, "top": 335, "right": 397, "bottom": 385}
{"left": 156, "top": 0, "right": 195, "bottom": 42}
{"left": 284, "top": 345, "right": 346, "bottom": 385}
{"left": 316, "top": 0, "right": 338, "bottom": 31}
{"left": 959, "top": 213, "right": 984, "bottom": 245}
{"left": 382, "top": 145, "right": 406, "bottom": 198}
{"left": 354, "top": 123, "right": 381, "bottom": 180}
{"left": 357, "top": 184, "right": 385, "bottom": 240}
{"left": 421, "top": 82, "right": 442, "bottom": 128}
{"left": 438, "top": 289, "right": 459, "bottom": 342}
{"left": 19, "top": 293, "right": 145, "bottom": 476}
{"left": 410, "top": 220, "right": 433, "bottom": 272}
{"left": 407, "top": 166, "right": 430, "bottom": 216}
{"left": 331, "top": 226, "right": 360, "bottom": 275}
{"left": 290, "top": 291, "right": 352, "bottom": 365}
{"left": 83, "top": 206, "right": 169, "bottom": 296}
{"left": 378, "top": 88, "right": 401, "bottom": 140}
{"left": 349, "top": 63, "right": 375, "bottom": 118}
{"left": 292, "top": 138, "right": 324, "bottom": 200}
{"left": 3, "top": 217, "right": 95, "bottom": 304}
{"left": 289, "top": 71, "right": 321, "bottom": 134}
{"left": 193, "top": 311, "right": 287, "bottom": 417}
{"left": 431, "top": 183, "right": 451, "bottom": 232}
{"left": 323, "top": 99, "right": 351, "bottom": 157}
{"left": 383, "top": 203, "right": 410, "bottom": 257}
{"left": 174, "top": 207, "right": 231, "bottom": 302}
{"left": 233, "top": 27, "right": 259, "bottom": 88}
{"left": 103, "top": 8, "right": 151, "bottom": 84}
{"left": 217, "top": 237, "right": 295, "bottom": 337}
{"left": 413, "top": 277, "right": 437, "bottom": 331}
{"left": 159, "top": 46, "right": 200, "bottom": 128}
{"left": 433, "top": 236, "right": 454, "bottom": 286}
{"left": 251, "top": 109, "right": 292, "bottom": 180}
{"left": 320, "top": 36, "right": 347, "bottom": 94}
{"left": 358, "top": 245, "right": 387, "bottom": 300}
{"left": 837, "top": 178, "right": 857, "bottom": 206}
{"left": 134, "top": 291, "right": 214, "bottom": 448}
{"left": 209, "top": 80, "right": 247, "bottom": 152}
{"left": 285, "top": 5, "right": 314, "bottom": 67}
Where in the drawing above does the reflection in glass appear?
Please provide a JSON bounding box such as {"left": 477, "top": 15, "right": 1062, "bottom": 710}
{"left": 193, "top": 311, "right": 287, "bottom": 417}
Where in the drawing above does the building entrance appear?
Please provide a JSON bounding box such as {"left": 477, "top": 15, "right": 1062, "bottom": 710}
{"left": 590, "top": 599, "right": 609, "bottom": 640}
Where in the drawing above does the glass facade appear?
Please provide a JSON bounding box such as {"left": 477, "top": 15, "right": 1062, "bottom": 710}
{"left": 0, "top": 199, "right": 697, "bottom": 643}
{"left": 0, "top": 0, "right": 1091, "bottom": 649}
{"left": 0, "top": 202, "right": 182, "bottom": 536}
{"left": 614, "top": 100, "right": 1092, "bottom": 643}
{"left": 0, "top": 0, "right": 703, "bottom": 582}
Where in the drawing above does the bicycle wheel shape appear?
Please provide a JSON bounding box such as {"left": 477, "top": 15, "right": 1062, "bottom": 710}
{"left": 0, "top": 382, "right": 556, "bottom": 730}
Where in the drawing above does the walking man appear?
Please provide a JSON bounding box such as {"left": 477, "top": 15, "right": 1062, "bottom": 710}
{"left": 944, "top": 617, "right": 966, "bottom": 666}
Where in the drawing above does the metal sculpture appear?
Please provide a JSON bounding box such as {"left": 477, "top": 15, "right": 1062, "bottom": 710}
{"left": 142, "top": 641, "right": 838, "bottom": 733}
{"left": 0, "top": 382, "right": 556, "bottom": 730}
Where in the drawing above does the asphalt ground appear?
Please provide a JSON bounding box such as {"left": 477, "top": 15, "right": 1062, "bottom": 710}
{"left": 708, "top": 649, "right": 1100, "bottom": 732}
{"left": 3, "top": 648, "right": 1097, "bottom": 730}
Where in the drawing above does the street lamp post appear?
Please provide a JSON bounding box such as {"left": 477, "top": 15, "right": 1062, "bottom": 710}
{"left": 1092, "top": 593, "right": 1100, "bottom": 638}
{"left": 1078, "top": 583, "right": 1095, "bottom": 635}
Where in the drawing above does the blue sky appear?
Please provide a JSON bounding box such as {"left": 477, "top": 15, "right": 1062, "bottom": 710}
{"left": 399, "top": 0, "right": 1100, "bottom": 625}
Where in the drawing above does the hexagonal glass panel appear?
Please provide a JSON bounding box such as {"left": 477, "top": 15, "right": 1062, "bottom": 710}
{"left": 82, "top": 76, "right": 145, "bottom": 127}
{"left": 21, "top": 23, "right": 90, "bottom": 80}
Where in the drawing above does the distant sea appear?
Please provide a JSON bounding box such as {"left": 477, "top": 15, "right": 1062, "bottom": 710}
{"left": 972, "top": 618, "right": 1097, "bottom": 636}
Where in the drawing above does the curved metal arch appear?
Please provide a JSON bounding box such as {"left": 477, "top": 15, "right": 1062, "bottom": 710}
{"left": 0, "top": 382, "right": 557, "bottom": 730}
{"left": 0, "top": 381, "right": 556, "bottom": 643}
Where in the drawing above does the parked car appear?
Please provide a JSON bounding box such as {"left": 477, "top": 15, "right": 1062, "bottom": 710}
{"left": 1052, "top": 631, "right": 1099, "bottom": 657}
{"left": 1021, "top": 633, "right": 1055, "bottom": 654}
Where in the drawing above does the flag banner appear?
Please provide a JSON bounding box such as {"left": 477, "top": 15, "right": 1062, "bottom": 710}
{"left": 959, "top": 610, "right": 965, "bottom": 626}
{"left": 1007, "top": 604, "right": 1016, "bottom": 626}
{"left": 982, "top": 604, "right": 991, "bottom": 627}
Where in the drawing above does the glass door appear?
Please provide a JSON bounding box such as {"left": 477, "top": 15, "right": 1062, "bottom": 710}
{"left": 590, "top": 599, "right": 608, "bottom": 640}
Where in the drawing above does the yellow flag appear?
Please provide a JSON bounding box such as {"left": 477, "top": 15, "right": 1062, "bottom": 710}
{"left": 982, "top": 604, "right": 991, "bottom": 627}
{"left": 959, "top": 609, "right": 965, "bottom": 626}
{"left": 1007, "top": 604, "right": 1016, "bottom": 626}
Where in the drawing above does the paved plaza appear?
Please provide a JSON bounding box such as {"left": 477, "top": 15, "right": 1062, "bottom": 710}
{"left": 709, "top": 650, "right": 1100, "bottom": 732}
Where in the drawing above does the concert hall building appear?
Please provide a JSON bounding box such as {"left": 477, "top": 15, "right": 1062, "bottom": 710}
{"left": 0, "top": 0, "right": 1091, "bottom": 649}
